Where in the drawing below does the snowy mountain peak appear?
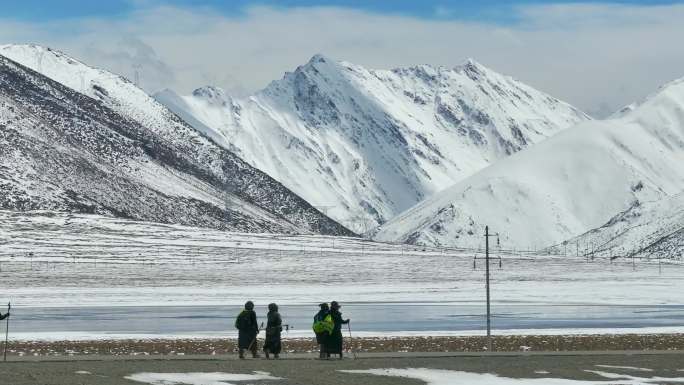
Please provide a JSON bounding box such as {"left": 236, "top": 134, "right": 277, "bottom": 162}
{"left": 307, "top": 53, "right": 331, "bottom": 64}
{"left": 192, "top": 85, "right": 231, "bottom": 104}
{"left": 0, "top": 44, "right": 133, "bottom": 95}
{"left": 159, "top": 55, "right": 590, "bottom": 232}
{"left": 457, "top": 57, "right": 489, "bottom": 73}
{"left": 638, "top": 76, "right": 684, "bottom": 110}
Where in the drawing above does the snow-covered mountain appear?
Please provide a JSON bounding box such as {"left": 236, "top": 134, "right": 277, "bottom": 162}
{"left": 0, "top": 45, "right": 353, "bottom": 236}
{"left": 156, "top": 55, "right": 588, "bottom": 232}
{"left": 557, "top": 193, "right": 683, "bottom": 260}
{"left": 375, "top": 76, "right": 684, "bottom": 249}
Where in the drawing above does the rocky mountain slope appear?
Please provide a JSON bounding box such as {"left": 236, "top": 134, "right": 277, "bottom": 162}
{"left": 0, "top": 46, "right": 353, "bottom": 235}
{"left": 375, "top": 76, "right": 684, "bottom": 248}
{"left": 155, "top": 55, "right": 589, "bottom": 232}
{"left": 558, "top": 193, "right": 684, "bottom": 260}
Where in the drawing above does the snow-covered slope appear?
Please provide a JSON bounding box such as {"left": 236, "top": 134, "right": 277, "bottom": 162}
{"left": 558, "top": 193, "right": 684, "bottom": 260}
{"left": 156, "top": 55, "right": 588, "bottom": 232}
{"left": 0, "top": 45, "right": 353, "bottom": 236}
{"left": 375, "top": 77, "right": 684, "bottom": 248}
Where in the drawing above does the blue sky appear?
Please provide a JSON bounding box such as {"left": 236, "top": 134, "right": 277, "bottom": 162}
{"left": 3, "top": 0, "right": 684, "bottom": 116}
{"left": 5, "top": 0, "right": 684, "bottom": 23}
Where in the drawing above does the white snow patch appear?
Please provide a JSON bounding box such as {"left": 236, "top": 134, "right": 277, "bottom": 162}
{"left": 584, "top": 370, "right": 684, "bottom": 384}
{"left": 343, "top": 368, "right": 684, "bottom": 385}
{"left": 75, "top": 370, "right": 92, "bottom": 375}
{"left": 595, "top": 365, "right": 653, "bottom": 372}
{"left": 125, "top": 371, "right": 280, "bottom": 385}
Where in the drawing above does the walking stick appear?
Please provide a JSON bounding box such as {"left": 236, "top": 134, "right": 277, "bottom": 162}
{"left": 247, "top": 322, "right": 264, "bottom": 355}
{"left": 346, "top": 322, "right": 357, "bottom": 360}
{"left": 3, "top": 302, "right": 10, "bottom": 362}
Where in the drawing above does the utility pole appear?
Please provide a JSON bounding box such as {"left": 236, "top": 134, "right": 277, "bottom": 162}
{"left": 484, "top": 226, "right": 498, "bottom": 352}
{"left": 3, "top": 302, "right": 10, "bottom": 362}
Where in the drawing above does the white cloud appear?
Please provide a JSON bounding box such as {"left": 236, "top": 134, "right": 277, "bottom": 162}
{"left": 1, "top": 3, "right": 684, "bottom": 117}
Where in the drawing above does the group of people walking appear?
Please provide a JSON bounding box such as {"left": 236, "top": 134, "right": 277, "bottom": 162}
{"left": 234, "top": 300, "right": 350, "bottom": 360}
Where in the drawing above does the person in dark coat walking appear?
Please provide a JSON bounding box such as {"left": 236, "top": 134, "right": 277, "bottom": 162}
{"left": 313, "top": 303, "right": 331, "bottom": 359}
{"left": 263, "top": 303, "right": 283, "bottom": 359}
{"left": 326, "top": 301, "right": 349, "bottom": 359}
{"left": 235, "top": 301, "right": 259, "bottom": 359}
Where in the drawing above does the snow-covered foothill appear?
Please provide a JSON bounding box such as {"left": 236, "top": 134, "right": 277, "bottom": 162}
{"left": 156, "top": 55, "right": 588, "bottom": 232}
{"left": 375, "top": 76, "right": 684, "bottom": 249}
{"left": 557, "top": 193, "right": 683, "bottom": 260}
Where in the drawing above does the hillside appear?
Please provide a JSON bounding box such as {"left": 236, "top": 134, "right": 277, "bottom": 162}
{"left": 559, "top": 193, "right": 684, "bottom": 260}
{"left": 0, "top": 46, "right": 353, "bottom": 235}
{"left": 375, "top": 77, "right": 684, "bottom": 248}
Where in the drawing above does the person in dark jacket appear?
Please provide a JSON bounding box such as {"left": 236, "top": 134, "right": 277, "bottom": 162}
{"left": 263, "top": 303, "right": 283, "bottom": 359}
{"left": 313, "top": 303, "right": 330, "bottom": 359}
{"left": 235, "top": 301, "right": 259, "bottom": 359}
{"left": 326, "top": 301, "right": 349, "bottom": 359}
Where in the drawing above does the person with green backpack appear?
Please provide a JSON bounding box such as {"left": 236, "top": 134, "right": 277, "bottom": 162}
{"left": 326, "top": 301, "right": 350, "bottom": 359}
{"left": 235, "top": 301, "right": 260, "bottom": 359}
{"left": 312, "top": 303, "right": 333, "bottom": 359}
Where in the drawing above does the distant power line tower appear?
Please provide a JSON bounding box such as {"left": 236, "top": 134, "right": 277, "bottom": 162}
{"left": 75, "top": 70, "right": 86, "bottom": 93}
{"left": 132, "top": 64, "right": 142, "bottom": 87}
{"left": 37, "top": 51, "right": 45, "bottom": 73}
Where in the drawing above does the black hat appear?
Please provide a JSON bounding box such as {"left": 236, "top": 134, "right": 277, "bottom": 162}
{"left": 268, "top": 303, "right": 278, "bottom": 312}
{"left": 245, "top": 301, "right": 254, "bottom": 310}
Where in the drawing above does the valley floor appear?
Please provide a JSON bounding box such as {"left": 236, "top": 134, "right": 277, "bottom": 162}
{"left": 1, "top": 211, "right": 683, "bottom": 340}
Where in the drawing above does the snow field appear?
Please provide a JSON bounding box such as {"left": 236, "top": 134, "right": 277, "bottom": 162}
{"left": 1, "top": 211, "right": 683, "bottom": 309}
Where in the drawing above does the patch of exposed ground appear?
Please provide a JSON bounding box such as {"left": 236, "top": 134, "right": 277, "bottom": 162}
{"left": 5, "top": 334, "right": 684, "bottom": 357}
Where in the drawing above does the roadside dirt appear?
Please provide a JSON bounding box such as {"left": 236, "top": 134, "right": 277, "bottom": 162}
{"left": 5, "top": 333, "right": 684, "bottom": 357}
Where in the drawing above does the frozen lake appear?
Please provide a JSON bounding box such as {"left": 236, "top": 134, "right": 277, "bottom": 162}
{"left": 9, "top": 302, "right": 684, "bottom": 340}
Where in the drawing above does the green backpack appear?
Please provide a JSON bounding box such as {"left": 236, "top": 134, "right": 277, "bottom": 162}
{"left": 312, "top": 313, "right": 334, "bottom": 334}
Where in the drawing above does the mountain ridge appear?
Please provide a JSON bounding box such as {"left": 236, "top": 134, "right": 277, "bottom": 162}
{"left": 156, "top": 53, "right": 589, "bottom": 232}
{"left": 0, "top": 45, "right": 354, "bottom": 236}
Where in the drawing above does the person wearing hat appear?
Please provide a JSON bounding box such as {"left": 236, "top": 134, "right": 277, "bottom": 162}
{"left": 312, "top": 303, "right": 332, "bottom": 359}
{"left": 326, "top": 301, "right": 350, "bottom": 359}
{"left": 234, "top": 300, "right": 259, "bottom": 359}
{"left": 263, "top": 303, "right": 283, "bottom": 359}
